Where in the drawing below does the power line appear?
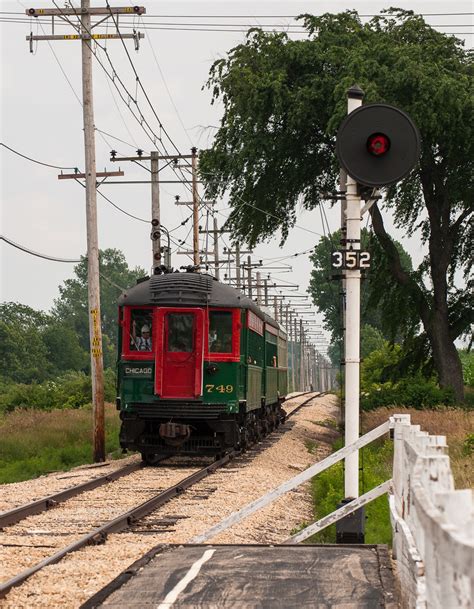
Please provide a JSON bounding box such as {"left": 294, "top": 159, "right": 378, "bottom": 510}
{"left": 5, "top": 19, "right": 472, "bottom": 34}
{"left": 139, "top": 15, "right": 193, "bottom": 147}
{"left": 1, "top": 142, "right": 80, "bottom": 171}
{"left": 1, "top": 235, "right": 82, "bottom": 263}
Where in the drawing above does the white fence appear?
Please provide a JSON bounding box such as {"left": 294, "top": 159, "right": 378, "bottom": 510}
{"left": 390, "top": 414, "right": 473, "bottom": 609}
{"left": 192, "top": 412, "right": 473, "bottom": 608}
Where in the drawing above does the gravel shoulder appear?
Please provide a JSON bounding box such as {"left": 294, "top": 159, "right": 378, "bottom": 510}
{"left": 1, "top": 393, "right": 340, "bottom": 608}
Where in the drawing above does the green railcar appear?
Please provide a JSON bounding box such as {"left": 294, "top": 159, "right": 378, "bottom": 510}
{"left": 116, "top": 272, "right": 288, "bottom": 463}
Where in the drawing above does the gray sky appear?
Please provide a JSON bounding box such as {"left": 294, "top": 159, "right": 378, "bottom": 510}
{"left": 1, "top": 0, "right": 472, "bottom": 345}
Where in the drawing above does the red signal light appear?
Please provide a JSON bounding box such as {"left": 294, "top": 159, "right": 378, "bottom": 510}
{"left": 367, "top": 133, "right": 391, "bottom": 157}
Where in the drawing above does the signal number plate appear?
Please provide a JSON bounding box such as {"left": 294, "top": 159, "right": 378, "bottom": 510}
{"left": 331, "top": 250, "right": 371, "bottom": 270}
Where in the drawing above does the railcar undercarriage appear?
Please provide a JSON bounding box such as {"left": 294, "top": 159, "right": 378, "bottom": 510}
{"left": 119, "top": 401, "right": 286, "bottom": 464}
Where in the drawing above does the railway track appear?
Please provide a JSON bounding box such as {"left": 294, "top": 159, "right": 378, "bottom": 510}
{"left": 0, "top": 391, "right": 316, "bottom": 531}
{"left": 0, "top": 391, "right": 320, "bottom": 599}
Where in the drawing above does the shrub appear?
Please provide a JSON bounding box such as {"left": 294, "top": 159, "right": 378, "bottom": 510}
{"left": 361, "top": 375, "right": 455, "bottom": 411}
{"left": 0, "top": 369, "right": 117, "bottom": 413}
{"left": 459, "top": 350, "right": 474, "bottom": 387}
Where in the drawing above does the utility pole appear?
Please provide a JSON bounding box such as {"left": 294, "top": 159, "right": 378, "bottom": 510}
{"left": 213, "top": 217, "right": 220, "bottom": 280}
{"left": 191, "top": 147, "right": 199, "bottom": 266}
{"left": 199, "top": 221, "right": 231, "bottom": 280}
{"left": 256, "top": 271, "right": 262, "bottom": 305}
{"left": 28, "top": 3, "right": 146, "bottom": 462}
{"left": 235, "top": 244, "right": 241, "bottom": 289}
{"left": 81, "top": 0, "right": 104, "bottom": 462}
{"left": 111, "top": 151, "right": 193, "bottom": 271}
{"left": 151, "top": 151, "right": 160, "bottom": 266}
{"left": 290, "top": 311, "right": 296, "bottom": 392}
{"left": 299, "top": 319, "right": 305, "bottom": 391}
{"left": 247, "top": 255, "right": 252, "bottom": 298}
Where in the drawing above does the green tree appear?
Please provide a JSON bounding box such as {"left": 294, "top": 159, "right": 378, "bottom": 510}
{"left": 200, "top": 10, "right": 473, "bottom": 400}
{"left": 0, "top": 303, "right": 51, "bottom": 383}
{"left": 52, "top": 249, "right": 146, "bottom": 367}
{"left": 0, "top": 303, "right": 89, "bottom": 383}
{"left": 42, "top": 322, "right": 88, "bottom": 373}
{"left": 308, "top": 228, "right": 414, "bottom": 343}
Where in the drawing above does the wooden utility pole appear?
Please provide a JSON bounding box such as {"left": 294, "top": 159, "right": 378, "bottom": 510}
{"left": 235, "top": 244, "right": 241, "bottom": 289}
{"left": 150, "top": 151, "right": 160, "bottom": 266}
{"left": 256, "top": 271, "right": 262, "bottom": 305}
{"left": 247, "top": 255, "right": 252, "bottom": 298}
{"left": 28, "top": 2, "right": 146, "bottom": 462}
{"left": 300, "top": 319, "right": 305, "bottom": 391}
{"left": 191, "top": 147, "right": 199, "bottom": 266}
{"left": 81, "top": 0, "right": 104, "bottom": 462}
{"left": 212, "top": 217, "right": 220, "bottom": 280}
{"left": 199, "top": 220, "right": 231, "bottom": 280}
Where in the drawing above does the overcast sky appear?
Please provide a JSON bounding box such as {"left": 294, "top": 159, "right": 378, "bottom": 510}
{"left": 1, "top": 0, "right": 472, "bottom": 345}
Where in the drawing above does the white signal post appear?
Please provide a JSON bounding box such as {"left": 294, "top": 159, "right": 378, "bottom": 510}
{"left": 344, "top": 85, "right": 364, "bottom": 499}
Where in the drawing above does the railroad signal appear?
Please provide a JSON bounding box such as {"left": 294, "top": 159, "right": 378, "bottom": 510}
{"left": 336, "top": 103, "right": 420, "bottom": 188}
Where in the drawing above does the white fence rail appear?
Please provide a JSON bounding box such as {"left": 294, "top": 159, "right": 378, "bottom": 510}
{"left": 191, "top": 411, "right": 473, "bottom": 608}
{"left": 390, "top": 414, "right": 473, "bottom": 609}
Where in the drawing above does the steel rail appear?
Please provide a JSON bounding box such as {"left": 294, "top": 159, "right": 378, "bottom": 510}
{"left": 0, "top": 452, "right": 236, "bottom": 598}
{"left": 0, "top": 393, "right": 314, "bottom": 531}
{"left": 0, "top": 392, "right": 320, "bottom": 597}
{"left": 0, "top": 461, "right": 143, "bottom": 529}
{"left": 284, "top": 391, "right": 321, "bottom": 418}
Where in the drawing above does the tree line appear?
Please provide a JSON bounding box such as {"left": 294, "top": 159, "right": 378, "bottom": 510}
{"left": 0, "top": 249, "right": 145, "bottom": 386}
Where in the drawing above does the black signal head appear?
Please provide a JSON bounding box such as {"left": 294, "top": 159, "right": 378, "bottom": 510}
{"left": 336, "top": 103, "right": 420, "bottom": 187}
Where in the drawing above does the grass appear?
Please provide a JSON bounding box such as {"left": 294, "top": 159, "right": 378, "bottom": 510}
{"left": 311, "top": 418, "right": 340, "bottom": 430}
{"left": 362, "top": 406, "right": 474, "bottom": 489}
{"left": 302, "top": 404, "right": 473, "bottom": 546}
{"left": 305, "top": 439, "right": 319, "bottom": 454}
{"left": 0, "top": 403, "right": 123, "bottom": 484}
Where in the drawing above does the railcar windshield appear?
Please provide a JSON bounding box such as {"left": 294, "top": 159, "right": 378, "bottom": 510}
{"left": 209, "top": 311, "right": 233, "bottom": 353}
{"left": 167, "top": 313, "right": 194, "bottom": 352}
{"left": 129, "top": 308, "right": 153, "bottom": 352}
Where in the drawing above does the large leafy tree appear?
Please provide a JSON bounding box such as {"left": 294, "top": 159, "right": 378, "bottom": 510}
{"left": 200, "top": 10, "right": 473, "bottom": 400}
{"left": 0, "top": 303, "right": 86, "bottom": 382}
{"left": 309, "top": 228, "right": 414, "bottom": 343}
{"left": 52, "top": 249, "right": 146, "bottom": 367}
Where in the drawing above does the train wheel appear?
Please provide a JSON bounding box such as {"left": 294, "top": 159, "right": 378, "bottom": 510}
{"left": 141, "top": 452, "right": 161, "bottom": 466}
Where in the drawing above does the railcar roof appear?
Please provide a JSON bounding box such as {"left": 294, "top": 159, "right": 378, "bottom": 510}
{"left": 118, "top": 272, "right": 281, "bottom": 329}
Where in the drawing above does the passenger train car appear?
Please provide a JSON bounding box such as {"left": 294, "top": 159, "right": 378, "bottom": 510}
{"left": 116, "top": 270, "right": 288, "bottom": 463}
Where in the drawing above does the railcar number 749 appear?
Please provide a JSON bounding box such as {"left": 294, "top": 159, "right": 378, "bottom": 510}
{"left": 206, "top": 384, "right": 234, "bottom": 393}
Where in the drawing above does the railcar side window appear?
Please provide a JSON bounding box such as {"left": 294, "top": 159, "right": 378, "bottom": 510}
{"left": 167, "top": 313, "right": 194, "bottom": 352}
{"left": 209, "top": 311, "right": 232, "bottom": 353}
{"left": 130, "top": 309, "right": 152, "bottom": 351}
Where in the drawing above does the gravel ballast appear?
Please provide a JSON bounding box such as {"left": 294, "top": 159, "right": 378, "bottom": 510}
{"left": 0, "top": 393, "right": 339, "bottom": 608}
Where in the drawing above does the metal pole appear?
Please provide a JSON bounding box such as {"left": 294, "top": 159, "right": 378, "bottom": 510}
{"left": 274, "top": 295, "right": 278, "bottom": 322}
{"left": 150, "top": 150, "right": 160, "bottom": 268}
{"left": 263, "top": 279, "right": 268, "bottom": 306}
{"left": 81, "top": 0, "right": 104, "bottom": 462}
{"left": 344, "top": 85, "right": 364, "bottom": 499}
{"left": 191, "top": 147, "right": 199, "bottom": 266}
{"left": 213, "top": 216, "right": 220, "bottom": 280}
